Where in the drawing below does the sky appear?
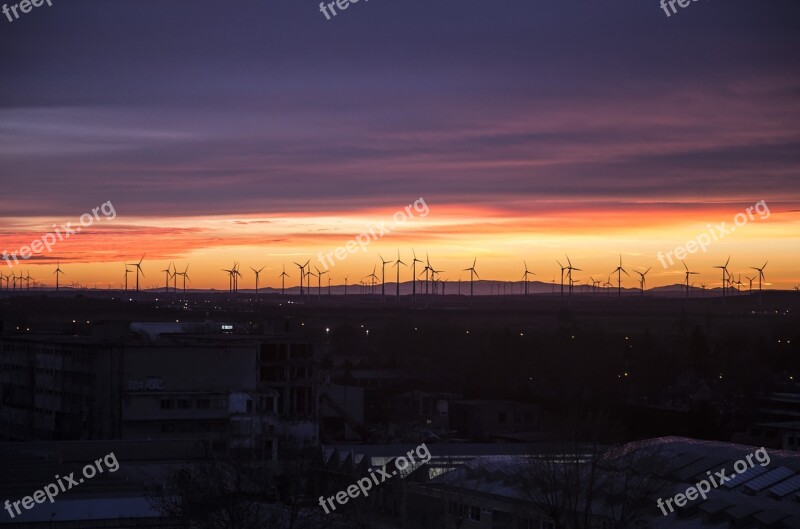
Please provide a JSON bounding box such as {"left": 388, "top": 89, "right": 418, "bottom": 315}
{"left": 0, "top": 0, "right": 798, "bottom": 290}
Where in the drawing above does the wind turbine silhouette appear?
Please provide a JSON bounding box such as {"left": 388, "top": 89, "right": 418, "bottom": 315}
{"left": 172, "top": 262, "right": 179, "bottom": 293}
{"left": 161, "top": 262, "right": 173, "bottom": 294}
{"left": 522, "top": 261, "right": 535, "bottom": 295}
{"left": 177, "top": 264, "right": 190, "bottom": 296}
{"left": 634, "top": 267, "right": 651, "bottom": 295}
{"left": 565, "top": 255, "right": 581, "bottom": 296}
{"left": 127, "top": 255, "right": 145, "bottom": 293}
{"left": 54, "top": 261, "right": 65, "bottom": 292}
{"left": 463, "top": 258, "right": 479, "bottom": 297}
{"left": 306, "top": 268, "right": 317, "bottom": 297}
{"left": 556, "top": 260, "right": 567, "bottom": 298}
{"left": 251, "top": 266, "right": 264, "bottom": 300}
{"left": 411, "top": 250, "right": 423, "bottom": 304}
{"left": 750, "top": 261, "right": 767, "bottom": 293}
{"left": 681, "top": 260, "right": 699, "bottom": 298}
{"left": 315, "top": 266, "right": 328, "bottom": 299}
{"left": 421, "top": 253, "right": 432, "bottom": 296}
{"left": 393, "top": 250, "right": 406, "bottom": 301}
{"left": 430, "top": 264, "right": 445, "bottom": 296}
{"left": 367, "top": 265, "right": 379, "bottom": 295}
{"left": 745, "top": 275, "right": 755, "bottom": 292}
{"left": 279, "top": 265, "right": 290, "bottom": 295}
{"left": 293, "top": 260, "right": 309, "bottom": 296}
{"left": 611, "top": 255, "right": 628, "bottom": 298}
{"left": 378, "top": 254, "right": 391, "bottom": 302}
{"left": 222, "top": 265, "right": 234, "bottom": 292}
{"left": 233, "top": 262, "right": 243, "bottom": 294}
{"left": 713, "top": 256, "right": 730, "bottom": 298}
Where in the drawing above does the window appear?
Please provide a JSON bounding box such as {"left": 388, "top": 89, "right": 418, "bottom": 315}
{"left": 196, "top": 399, "right": 211, "bottom": 409}
{"left": 215, "top": 398, "right": 227, "bottom": 409}
{"left": 469, "top": 506, "right": 480, "bottom": 521}
{"left": 178, "top": 399, "right": 191, "bottom": 409}
{"left": 160, "top": 399, "right": 174, "bottom": 410}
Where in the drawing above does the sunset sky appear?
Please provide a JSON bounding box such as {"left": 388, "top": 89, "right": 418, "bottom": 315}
{"left": 1, "top": 0, "right": 798, "bottom": 290}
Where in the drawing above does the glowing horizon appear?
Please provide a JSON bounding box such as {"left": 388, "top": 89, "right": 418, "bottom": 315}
{"left": 1, "top": 200, "right": 798, "bottom": 290}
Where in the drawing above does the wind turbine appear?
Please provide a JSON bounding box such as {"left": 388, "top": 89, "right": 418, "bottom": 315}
{"left": 233, "top": 262, "right": 243, "bottom": 294}
{"left": 177, "top": 264, "right": 190, "bottom": 296}
{"left": 343, "top": 276, "right": 348, "bottom": 296}
{"left": 681, "top": 260, "right": 699, "bottom": 298}
{"left": 251, "top": 266, "right": 265, "bottom": 300}
{"left": 367, "top": 265, "right": 379, "bottom": 295}
{"left": 634, "top": 267, "right": 651, "bottom": 295}
{"left": 463, "top": 258, "right": 479, "bottom": 297}
{"left": 393, "top": 250, "right": 406, "bottom": 301}
{"left": 378, "top": 254, "right": 391, "bottom": 302}
{"left": 745, "top": 275, "right": 755, "bottom": 292}
{"left": 750, "top": 261, "right": 767, "bottom": 293}
{"left": 279, "top": 265, "right": 290, "bottom": 295}
{"left": 293, "top": 260, "right": 309, "bottom": 296}
{"left": 127, "top": 255, "right": 145, "bottom": 292}
{"left": 430, "top": 265, "right": 445, "bottom": 296}
{"left": 713, "top": 256, "right": 730, "bottom": 298}
{"left": 54, "top": 261, "right": 65, "bottom": 292}
{"left": 222, "top": 266, "right": 234, "bottom": 292}
{"left": 565, "top": 255, "right": 581, "bottom": 296}
{"left": 556, "top": 260, "right": 567, "bottom": 298}
{"left": 306, "top": 267, "right": 317, "bottom": 297}
{"left": 522, "top": 261, "right": 535, "bottom": 295}
{"left": 411, "top": 250, "right": 423, "bottom": 304}
{"left": 611, "top": 255, "right": 628, "bottom": 298}
{"left": 161, "top": 262, "right": 173, "bottom": 293}
{"left": 315, "top": 266, "right": 327, "bottom": 299}
{"left": 172, "top": 262, "right": 179, "bottom": 293}
{"left": 421, "top": 253, "right": 432, "bottom": 295}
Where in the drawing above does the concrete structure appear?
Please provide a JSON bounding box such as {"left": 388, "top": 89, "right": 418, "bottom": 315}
{"left": 0, "top": 322, "right": 321, "bottom": 455}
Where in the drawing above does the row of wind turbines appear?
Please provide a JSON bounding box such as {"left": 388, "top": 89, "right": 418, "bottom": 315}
{"left": 6, "top": 253, "right": 796, "bottom": 298}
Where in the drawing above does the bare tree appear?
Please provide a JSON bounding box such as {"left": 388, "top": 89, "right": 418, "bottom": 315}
{"left": 150, "top": 457, "right": 281, "bottom": 529}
